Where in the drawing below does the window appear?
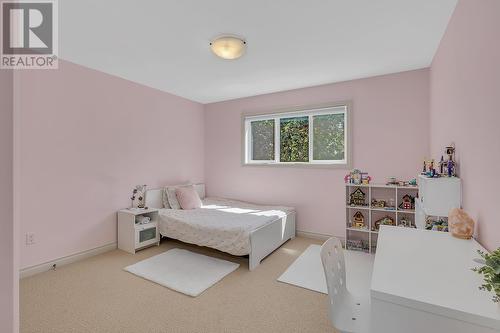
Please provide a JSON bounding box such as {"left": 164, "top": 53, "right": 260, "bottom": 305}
{"left": 250, "top": 119, "right": 275, "bottom": 161}
{"left": 244, "top": 104, "right": 349, "bottom": 166}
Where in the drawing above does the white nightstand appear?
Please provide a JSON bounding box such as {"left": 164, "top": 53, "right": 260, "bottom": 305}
{"left": 117, "top": 208, "right": 160, "bottom": 254}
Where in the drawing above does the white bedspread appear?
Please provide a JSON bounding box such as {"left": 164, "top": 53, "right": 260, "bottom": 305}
{"left": 158, "top": 197, "right": 295, "bottom": 256}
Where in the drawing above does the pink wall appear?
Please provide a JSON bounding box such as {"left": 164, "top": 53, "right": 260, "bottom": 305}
{"left": 430, "top": 0, "right": 500, "bottom": 251}
{"left": 1, "top": 69, "right": 17, "bottom": 332}
{"left": 18, "top": 60, "right": 205, "bottom": 269}
{"left": 205, "top": 69, "right": 430, "bottom": 237}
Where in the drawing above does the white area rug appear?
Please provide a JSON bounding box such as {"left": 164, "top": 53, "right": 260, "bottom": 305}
{"left": 278, "top": 244, "right": 327, "bottom": 294}
{"left": 124, "top": 249, "right": 239, "bottom": 297}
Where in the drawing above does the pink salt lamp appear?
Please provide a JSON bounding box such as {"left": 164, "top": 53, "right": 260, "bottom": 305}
{"left": 448, "top": 208, "right": 475, "bottom": 239}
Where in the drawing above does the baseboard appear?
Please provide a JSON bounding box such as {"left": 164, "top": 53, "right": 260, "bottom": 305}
{"left": 296, "top": 230, "right": 344, "bottom": 242}
{"left": 20, "top": 242, "right": 117, "bottom": 279}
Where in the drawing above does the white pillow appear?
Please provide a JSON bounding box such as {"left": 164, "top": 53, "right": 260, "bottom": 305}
{"left": 193, "top": 183, "right": 205, "bottom": 200}
{"left": 162, "top": 188, "right": 171, "bottom": 209}
{"left": 165, "top": 185, "right": 188, "bottom": 210}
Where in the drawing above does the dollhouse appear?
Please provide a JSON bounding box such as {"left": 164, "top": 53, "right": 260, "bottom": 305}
{"left": 350, "top": 188, "right": 366, "bottom": 206}
{"left": 352, "top": 211, "right": 366, "bottom": 229}
{"left": 399, "top": 194, "right": 414, "bottom": 210}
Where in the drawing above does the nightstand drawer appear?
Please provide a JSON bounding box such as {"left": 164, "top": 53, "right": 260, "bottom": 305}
{"left": 135, "top": 223, "right": 159, "bottom": 249}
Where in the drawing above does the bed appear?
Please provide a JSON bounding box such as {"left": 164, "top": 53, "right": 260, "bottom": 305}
{"left": 145, "top": 185, "right": 296, "bottom": 270}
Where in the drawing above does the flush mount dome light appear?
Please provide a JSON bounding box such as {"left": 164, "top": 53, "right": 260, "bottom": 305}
{"left": 210, "top": 35, "right": 246, "bottom": 60}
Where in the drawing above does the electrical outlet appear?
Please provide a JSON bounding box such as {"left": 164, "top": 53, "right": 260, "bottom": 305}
{"left": 25, "top": 233, "right": 35, "bottom": 245}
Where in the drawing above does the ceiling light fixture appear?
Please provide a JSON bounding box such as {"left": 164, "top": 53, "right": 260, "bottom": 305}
{"left": 210, "top": 35, "right": 246, "bottom": 60}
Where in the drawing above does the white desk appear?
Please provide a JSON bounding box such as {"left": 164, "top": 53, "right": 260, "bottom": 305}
{"left": 371, "top": 226, "right": 500, "bottom": 333}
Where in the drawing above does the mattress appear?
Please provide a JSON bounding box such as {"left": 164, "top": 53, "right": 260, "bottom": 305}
{"left": 158, "top": 197, "right": 295, "bottom": 256}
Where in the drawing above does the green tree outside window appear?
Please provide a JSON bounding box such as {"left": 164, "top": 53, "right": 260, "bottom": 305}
{"left": 280, "top": 116, "right": 309, "bottom": 162}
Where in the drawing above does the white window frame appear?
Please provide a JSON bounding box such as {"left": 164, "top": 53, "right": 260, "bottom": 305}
{"left": 242, "top": 102, "right": 351, "bottom": 168}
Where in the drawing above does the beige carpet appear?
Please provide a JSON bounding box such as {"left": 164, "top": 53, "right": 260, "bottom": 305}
{"left": 21, "top": 237, "right": 337, "bottom": 333}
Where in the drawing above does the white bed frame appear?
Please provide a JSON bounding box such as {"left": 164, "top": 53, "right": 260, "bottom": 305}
{"left": 145, "top": 185, "right": 296, "bottom": 270}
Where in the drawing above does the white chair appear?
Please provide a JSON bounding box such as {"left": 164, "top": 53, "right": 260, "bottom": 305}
{"left": 320, "top": 237, "right": 372, "bottom": 333}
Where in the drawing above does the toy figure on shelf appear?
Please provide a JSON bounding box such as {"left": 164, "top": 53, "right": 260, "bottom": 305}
{"left": 445, "top": 144, "right": 457, "bottom": 177}
{"left": 408, "top": 178, "right": 417, "bottom": 186}
{"left": 386, "top": 177, "right": 399, "bottom": 185}
{"left": 400, "top": 216, "right": 416, "bottom": 228}
{"left": 371, "top": 199, "right": 386, "bottom": 208}
{"left": 350, "top": 188, "right": 367, "bottom": 206}
{"left": 439, "top": 155, "right": 445, "bottom": 174}
{"left": 387, "top": 198, "right": 396, "bottom": 210}
{"left": 373, "top": 216, "right": 395, "bottom": 231}
{"left": 361, "top": 172, "right": 372, "bottom": 185}
{"left": 345, "top": 169, "right": 371, "bottom": 185}
{"left": 351, "top": 169, "right": 361, "bottom": 184}
{"left": 447, "top": 160, "right": 454, "bottom": 177}
{"left": 346, "top": 239, "right": 363, "bottom": 251}
{"left": 422, "top": 144, "right": 458, "bottom": 179}
{"left": 425, "top": 159, "right": 439, "bottom": 178}
{"left": 425, "top": 217, "right": 449, "bottom": 232}
{"left": 346, "top": 239, "right": 368, "bottom": 252}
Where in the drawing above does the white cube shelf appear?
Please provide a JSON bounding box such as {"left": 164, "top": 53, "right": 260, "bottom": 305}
{"left": 345, "top": 183, "right": 419, "bottom": 253}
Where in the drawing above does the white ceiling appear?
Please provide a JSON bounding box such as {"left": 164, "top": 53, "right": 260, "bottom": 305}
{"left": 59, "top": 0, "right": 457, "bottom": 103}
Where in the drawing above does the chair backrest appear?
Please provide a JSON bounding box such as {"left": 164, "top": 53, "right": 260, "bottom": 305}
{"left": 320, "top": 237, "right": 348, "bottom": 323}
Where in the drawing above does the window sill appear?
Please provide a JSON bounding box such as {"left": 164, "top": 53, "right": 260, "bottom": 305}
{"left": 242, "top": 162, "right": 350, "bottom": 169}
